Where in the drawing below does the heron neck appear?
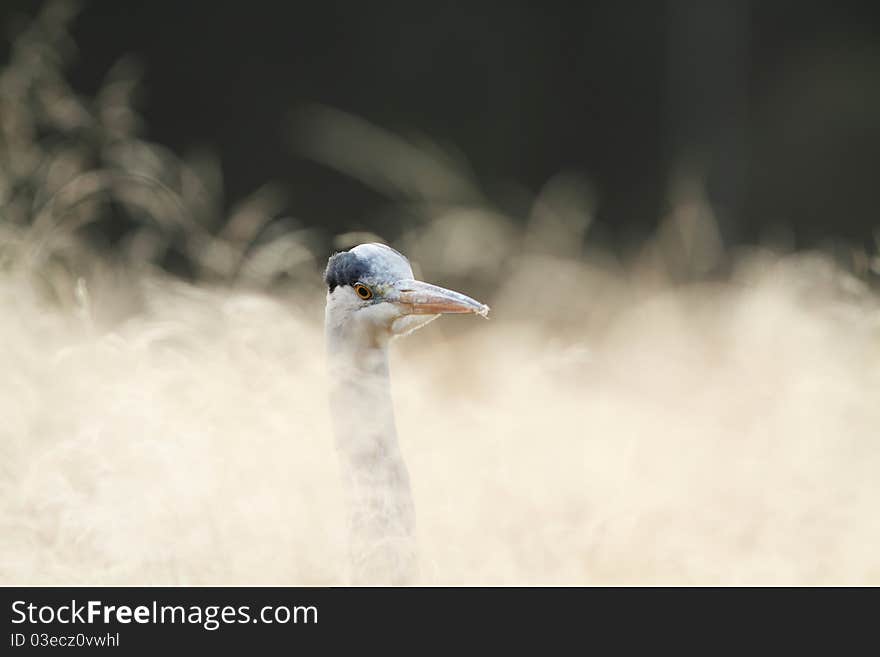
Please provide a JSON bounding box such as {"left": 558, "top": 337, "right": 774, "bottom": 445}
{"left": 325, "top": 320, "right": 417, "bottom": 584}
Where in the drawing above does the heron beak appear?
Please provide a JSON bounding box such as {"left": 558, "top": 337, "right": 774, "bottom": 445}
{"left": 392, "top": 279, "right": 490, "bottom": 317}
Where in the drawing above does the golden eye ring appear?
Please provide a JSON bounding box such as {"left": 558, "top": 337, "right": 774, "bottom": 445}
{"left": 354, "top": 283, "right": 373, "bottom": 300}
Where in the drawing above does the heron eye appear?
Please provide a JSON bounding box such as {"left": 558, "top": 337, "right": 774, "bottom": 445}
{"left": 354, "top": 283, "right": 373, "bottom": 300}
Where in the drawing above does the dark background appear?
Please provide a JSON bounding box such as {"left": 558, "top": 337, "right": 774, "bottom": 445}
{"left": 4, "top": 0, "right": 880, "bottom": 251}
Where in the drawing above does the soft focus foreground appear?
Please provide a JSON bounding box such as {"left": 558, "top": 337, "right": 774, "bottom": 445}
{"left": 2, "top": 2, "right": 880, "bottom": 585}
{"left": 3, "top": 235, "right": 880, "bottom": 585}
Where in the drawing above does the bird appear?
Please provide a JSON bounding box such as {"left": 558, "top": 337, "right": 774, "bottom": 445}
{"left": 324, "top": 243, "right": 489, "bottom": 584}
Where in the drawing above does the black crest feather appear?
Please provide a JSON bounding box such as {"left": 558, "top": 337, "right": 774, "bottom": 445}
{"left": 324, "top": 251, "right": 370, "bottom": 291}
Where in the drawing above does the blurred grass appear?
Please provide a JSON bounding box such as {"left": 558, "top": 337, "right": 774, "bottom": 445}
{"left": 2, "top": 1, "right": 880, "bottom": 585}
{"left": 3, "top": 1, "right": 879, "bottom": 307}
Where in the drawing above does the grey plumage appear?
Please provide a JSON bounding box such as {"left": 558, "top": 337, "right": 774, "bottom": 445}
{"left": 323, "top": 243, "right": 488, "bottom": 584}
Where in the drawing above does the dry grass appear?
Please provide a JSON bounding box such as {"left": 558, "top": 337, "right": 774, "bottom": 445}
{"left": 2, "top": 1, "right": 880, "bottom": 585}
{"left": 2, "top": 238, "right": 880, "bottom": 585}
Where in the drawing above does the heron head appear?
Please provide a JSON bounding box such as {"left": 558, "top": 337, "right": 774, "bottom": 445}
{"left": 324, "top": 243, "right": 489, "bottom": 343}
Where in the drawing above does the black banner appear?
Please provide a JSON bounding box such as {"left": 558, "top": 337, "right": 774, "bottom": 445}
{"left": 0, "top": 586, "right": 859, "bottom": 651}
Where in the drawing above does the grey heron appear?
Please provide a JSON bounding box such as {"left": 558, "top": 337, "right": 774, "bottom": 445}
{"left": 324, "top": 243, "right": 489, "bottom": 584}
